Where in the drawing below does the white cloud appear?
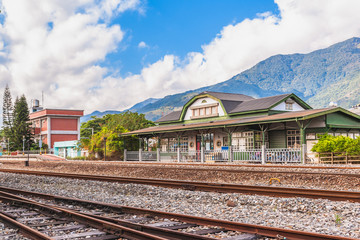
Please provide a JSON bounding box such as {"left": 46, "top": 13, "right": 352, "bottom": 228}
{"left": 0, "top": 0, "right": 139, "bottom": 112}
{"left": 138, "top": 41, "right": 148, "bottom": 48}
{"left": 93, "top": 0, "right": 360, "bottom": 111}
{"left": 1, "top": 0, "right": 360, "bottom": 114}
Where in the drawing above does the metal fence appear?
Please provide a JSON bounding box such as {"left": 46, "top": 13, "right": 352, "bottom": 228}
{"left": 266, "top": 148, "right": 301, "bottom": 163}
{"left": 126, "top": 151, "right": 140, "bottom": 161}
{"left": 180, "top": 150, "right": 201, "bottom": 162}
{"left": 159, "top": 151, "right": 177, "bottom": 162}
{"left": 233, "top": 149, "right": 262, "bottom": 162}
{"left": 204, "top": 150, "right": 229, "bottom": 162}
{"left": 141, "top": 151, "right": 157, "bottom": 161}
{"left": 125, "top": 148, "right": 302, "bottom": 163}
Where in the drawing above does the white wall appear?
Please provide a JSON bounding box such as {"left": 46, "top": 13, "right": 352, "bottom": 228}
{"left": 271, "top": 98, "right": 305, "bottom": 111}
{"left": 184, "top": 97, "right": 225, "bottom": 120}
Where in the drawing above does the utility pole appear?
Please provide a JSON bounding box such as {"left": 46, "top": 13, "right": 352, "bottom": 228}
{"left": 23, "top": 135, "right": 25, "bottom": 155}
{"left": 25, "top": 141, "right": 29, "bottom": 166}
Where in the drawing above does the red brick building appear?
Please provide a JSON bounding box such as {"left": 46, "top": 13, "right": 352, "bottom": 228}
{"left": 29, "top": 109, "right": 84, "bottom": 149}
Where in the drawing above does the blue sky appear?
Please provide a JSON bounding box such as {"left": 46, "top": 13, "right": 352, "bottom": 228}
{"left": 0, "top": 0, "right": 360, "bottom": 113}
{"left": 104, "top": 0, "right": 279, "bottom": 75}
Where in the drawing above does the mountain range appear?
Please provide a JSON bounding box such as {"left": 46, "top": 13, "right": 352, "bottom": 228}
{"left": 81, "top": 37, "right": 360, "bottom": 122}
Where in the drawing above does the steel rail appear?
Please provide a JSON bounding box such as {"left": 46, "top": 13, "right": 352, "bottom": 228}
{"left": 65, "top": 160, "right": 360, "bottom": 169}
{"left": 1, "top": 169, "right": 360, "bottom": 202}
{"left": 0, "top": 189, "right": 214, "bottom": 240}
{"left": 4, "top": 159, "right": 360, "bottom": 170}
{"left": 0, "top": 212, "right": 52, "bottom": 240}
{"left": 85, "top": 164, "right": 360, "bottom": 177}
{"left": 0, "top": 193, "right": 167, "bottom": 240}
{"left": 0, "top": 186, "right": 356, "bottom": 240}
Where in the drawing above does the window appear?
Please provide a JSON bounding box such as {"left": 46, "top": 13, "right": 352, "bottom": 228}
{"left": 232, "top": 131, "right": 254, "bottom": 150}
{"left": 160, "top": 138, "right": 169, "bottom": 151}
{"left": 285, "top": 103, "right": 293, "bottom": 110}
{"left": 212, "top": 106, "right": 217, "bottom": 114}
{"left": 161, "top": 137, "right": 188, "bottom": 152}
{"left": 306, "top": 133, "right": 316, "bottom": 140}
{"left": 190, "top": 103, "right": 219, "bottom": 119}
{"left": 254, "top": 132, "right": 269, "bottom": 149}
{"left": 203, "top": 133, "right": 214, "bottom": 150}
{"left": 287, "top": 130, "right": 300, "bottom": 148}
{"left": 179, "top": 137, "right": 188, "bottom": 152}
{"left": 223, "top": 137, "right": 228, "bottom": 146}
{"left": 168, "top": 138, "right": 177, "bottom": 152}
{"left": 205, "top": 107, "right": 211, "bottom": 115}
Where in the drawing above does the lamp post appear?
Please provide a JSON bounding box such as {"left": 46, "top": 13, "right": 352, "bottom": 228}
{"left": 22, "top": 135, "right": 25, "bottom": 155}
{"left": 25, "top": 141, "right": 29, "bottom": 167}
{"left": 104, "top": 137, "right": 107, "bottom": 161}
{"left": 7, "top": 138, "right": 9, "bottom": 156}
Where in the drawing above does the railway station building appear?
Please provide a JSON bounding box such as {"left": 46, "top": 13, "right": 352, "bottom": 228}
{"left": 123, "top": 91, "right": 360, "bottom": 163}
{"left": 29, "top": 108, "right": 84, "bottom": 149}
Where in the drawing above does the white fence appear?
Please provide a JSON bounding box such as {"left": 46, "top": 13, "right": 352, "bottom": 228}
{"left": 204, "top": 150, "right": 229, "bottom": 162}
{"left": 266, "top": 148, "right": 301, "bottom": 163}
{"left": 126, "top": 151, "right": 140, "bottom": 161}
{"left": 181, "top": 150, "right": 202, "bottom": 162}
{"left": 233, "top": 149, "right": 262, "bottom": 162}
{"left": 125, "top": 148, "right": 302, "bottom": 163}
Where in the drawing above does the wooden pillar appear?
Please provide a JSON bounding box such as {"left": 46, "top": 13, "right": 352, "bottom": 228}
{"left": 157, "top": 136, "right": 161, "bottom": 162}
{"left": 177, "top": 136, "right": 181, "bottom": 162}
{"left": 228, "top": 132, "right": 233, "bottom": 162}
{"left": 139, "top": 137, "right": 142, "bottom": 151}
{"left": 201, "top": 133, "right": 205, "bottom": 163}
{"left": 300, "top": 127, "right": 306, "bottom": 164}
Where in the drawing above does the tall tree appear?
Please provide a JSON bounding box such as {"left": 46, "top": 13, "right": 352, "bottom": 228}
{"left": 80, "top": 111, "right": 155, "bottom": 159}
{"left": 12, "top": 95, "right": 33, "bottom": 150}
{"left": 2, "top": 85, "right": 13, "bottom": 142}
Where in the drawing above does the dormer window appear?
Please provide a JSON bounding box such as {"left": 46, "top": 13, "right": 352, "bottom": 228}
{"left": 285, "top": 103, "right": 293, "bottom": 110}
{"left": 190, "top": 102, "right": 219, "bottom": 119}
{"left": 285, "top": 99, "right": 295, "bottom": 110}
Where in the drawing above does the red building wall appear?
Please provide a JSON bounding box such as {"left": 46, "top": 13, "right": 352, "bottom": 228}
{"left": 41, "top": 118, "right": 47, "bottom": 131}
{"left": 51, "top": 134, "right": 78, "bottom": 149}
{"left": 51, "top": 118, "right": 78, "bottom": 131}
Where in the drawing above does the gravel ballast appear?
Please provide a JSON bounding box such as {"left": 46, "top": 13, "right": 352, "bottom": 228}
{"left": 0, "top": 172, "right": 359, "bottom": 238}
{"left": 2, "top": 160, "right": 360, "bottom": 191}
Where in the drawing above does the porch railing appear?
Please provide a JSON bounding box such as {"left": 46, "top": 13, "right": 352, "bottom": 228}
{"left": 204, "top": 150, "right": 229, "bottom": 162}
{"left": 266, "top": 148, "right": 301, "bottom": 163}
{"left": 159, "top": 151, "right": 178, "bottom": 162}
{"left": 180, "top": 150, "right": 201, "bottom": 162}
{"left": 125, "top": 147, "right": 302, "bottom": 163}
{"left": 126, "top": 151, "right": 140, "bottom": 161}
{"left": 233, "top": 149, "right": 262, "bottom": 162}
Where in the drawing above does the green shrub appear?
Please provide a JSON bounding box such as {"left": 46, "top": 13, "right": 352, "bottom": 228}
{"left": 311, "top": 134, "right": 360, "bottom": 155}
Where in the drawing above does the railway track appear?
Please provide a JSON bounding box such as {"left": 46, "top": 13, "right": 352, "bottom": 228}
{"left": 0, "top": 192, "right": 166, "bottom": 240}
{"left": 1, "top": 169, "right": 360, "bottom": 202}
{"left": 82, "top": 164, "right": 360, "bottom": 177}
{"left": 0, "top": 186, "right": 357, "bottom": 240}
{"left": 3, "top": 159, "right": 360, "bottom": 170}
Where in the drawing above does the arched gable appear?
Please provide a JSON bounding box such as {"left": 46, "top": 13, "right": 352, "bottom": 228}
{"left": 180, "top": 94, "right": 227, "bottom": 121}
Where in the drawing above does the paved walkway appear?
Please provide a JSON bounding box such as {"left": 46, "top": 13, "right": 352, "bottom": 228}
{"left": 37, "top": 154, "right": 64, "bottom": 161}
